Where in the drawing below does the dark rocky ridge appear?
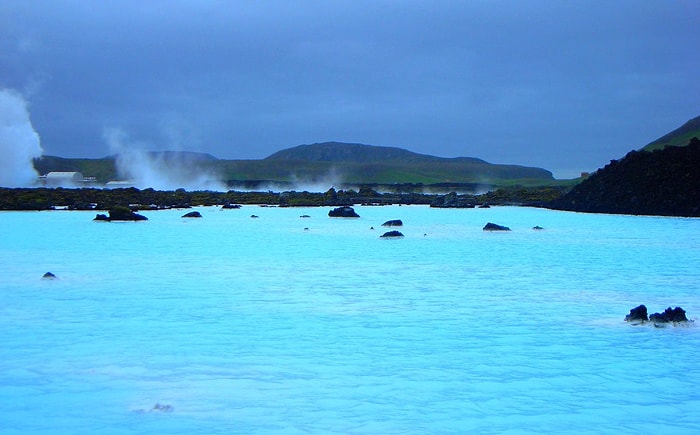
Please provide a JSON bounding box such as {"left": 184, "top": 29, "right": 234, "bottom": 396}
{"left": 548, "top": 137, "right": 700, "bottom": 217}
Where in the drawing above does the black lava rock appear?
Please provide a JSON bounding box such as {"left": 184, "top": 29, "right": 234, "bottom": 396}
{"left": 328, "top": 206, "right": 360, "bottom": 218}
{"left": 649, "top": 307, "right": 688, "bottom": 323}
{"left": 95, "top": 207, "right": 147, "bottom": 221}
{"left": 380, "top": 230, "right": 404, "bottom": 238}
{"left": 430, "top": 192, "right": 475, "bottom": 208}
{"left": 624, "top": 304, "right": 648, "bottom": 323}
{"left": 382, "top": 219, "right": 403, "bottom": 227}
{"left": 483, "top": 222, "right": 511, "bottom": 231}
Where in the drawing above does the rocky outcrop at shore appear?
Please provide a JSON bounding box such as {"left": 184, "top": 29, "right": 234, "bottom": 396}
{"left": 430, "top": 192, "right": 475, "bottom": 208}
{"left": 549, "top": 137, "right": 700, "bottom": 217}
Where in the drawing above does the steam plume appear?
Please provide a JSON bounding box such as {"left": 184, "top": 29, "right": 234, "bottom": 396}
{"left": 0, "top": 89, "right": 43, "bottom": 187}
{"left": 103, "top": 127, "right": 226, "bottom": 191}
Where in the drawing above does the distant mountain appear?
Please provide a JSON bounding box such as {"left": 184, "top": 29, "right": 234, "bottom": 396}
{"left": 260, "top": 141, "right": 553, "bottom": 184}
{"left": 265, "top": 141, "right": 486, "bottom": 164}
{"left": 642, "top": 115, "right": 700, "bottom": 151}
{"left": 33, "top": 142, "right": 555, "bottom": 186}
{"left": 549, "top": 137, "right": 700, "bottom": 216}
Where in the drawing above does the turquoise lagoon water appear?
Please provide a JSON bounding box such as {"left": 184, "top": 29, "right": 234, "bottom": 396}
{"left": 1, "top": 205, "right": 699, "bottom": 434}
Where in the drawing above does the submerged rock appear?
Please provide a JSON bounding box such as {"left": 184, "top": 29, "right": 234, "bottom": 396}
{"left": 328, "top": 206, "right": 360, "bottom": 218}
{"left": 382, "top": 219, "right": 403, "bottom": 227}
{"left": 182, "top": 211, "right": 202, "bottom": 218}
{"left": 380, "top": 230, "right": 404, "bottom": 238}
{"left": 483, "top": 222, "right": 511, "bottom": 231}
{"left": 152, "top": 403, "right": 174, "bottom": 412}
{"left": 135, "top": 403, "right": 174, "bottom": 414}
{"left": 42, "top": 272, "right": 57, "bottom": 280}
{"left": 532, "top": 226, "right": 544, "bottom": 230}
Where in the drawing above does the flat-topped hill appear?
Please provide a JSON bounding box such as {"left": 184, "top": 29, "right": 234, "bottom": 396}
{"left": 265, "top": 142, "right": 487, "bottom": 164}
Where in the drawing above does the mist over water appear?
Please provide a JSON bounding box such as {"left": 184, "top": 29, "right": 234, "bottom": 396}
{"left": 103, "top": 127, "right": 227, "bottom": 191}
{"left": 0, "top": 89, "right": 43, "bottom": 187}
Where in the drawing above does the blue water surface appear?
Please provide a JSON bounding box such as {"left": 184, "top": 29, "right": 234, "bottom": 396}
{"left": 1, "top": 205, "right": 699, "bottom": 434}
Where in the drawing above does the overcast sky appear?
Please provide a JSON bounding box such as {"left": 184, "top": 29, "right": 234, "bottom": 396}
{"left": 1, "top": 1, "right": 698, "bottom": 178}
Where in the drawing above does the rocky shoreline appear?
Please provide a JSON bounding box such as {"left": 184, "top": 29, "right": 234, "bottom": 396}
{"left": 0, "top": 185, "right": 567, "bottom": 211}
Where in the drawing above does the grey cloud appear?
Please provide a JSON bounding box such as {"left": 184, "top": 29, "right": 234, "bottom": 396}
{"left": 1, "top": 0, "right": 698, "bottom": 178}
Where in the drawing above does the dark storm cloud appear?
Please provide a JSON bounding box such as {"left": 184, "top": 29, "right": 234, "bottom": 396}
{"left": 1, "top": 0, "right": 698, "bottom": 177}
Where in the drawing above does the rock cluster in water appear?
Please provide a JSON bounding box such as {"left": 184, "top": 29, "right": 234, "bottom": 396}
{"left": 625, "top": 304, "right": 691, "bottom": 326}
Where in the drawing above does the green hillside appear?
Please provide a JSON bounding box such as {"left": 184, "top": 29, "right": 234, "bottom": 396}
{"left": 642, "top": 115, "right": 700, "bottom": 151}
{"left": 34, "top": 142, "right": 556, "bottom": 187}
{"left": 259, "top": 142, "right": 554, "bottom": 184}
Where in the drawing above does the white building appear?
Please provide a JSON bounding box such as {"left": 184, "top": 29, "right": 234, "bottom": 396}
{"left": 40, "top": 172, "right": 91, "bottom": 187}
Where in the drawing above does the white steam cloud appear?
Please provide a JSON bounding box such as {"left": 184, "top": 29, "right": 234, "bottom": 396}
{"left": 103, "top": 127, "right": 227, "bottom": 191}
{"left": 288, "top": 167, "right": 342, "bottom": 193}
{"left": 0, "top": 88, "right": 43, "bottom": 187}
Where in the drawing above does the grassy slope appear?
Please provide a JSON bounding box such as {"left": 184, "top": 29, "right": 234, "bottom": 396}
{"left": 642, "top": 115, "right": 700, "bottom": 151}
{"left": 215, "top": 159, "right": 556, "bottom": 186}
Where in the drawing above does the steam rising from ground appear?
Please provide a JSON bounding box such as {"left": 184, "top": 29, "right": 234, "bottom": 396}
{"left": 104, "top": 128, "right": 227, "bottom": 191}
{"left": 288, "top": 167, "right": 342, "bottom": 193}
{"left": 0, "top": 89, "right": 43, "bottom": 187}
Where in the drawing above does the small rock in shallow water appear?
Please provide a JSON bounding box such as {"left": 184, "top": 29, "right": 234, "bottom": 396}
{"left": 624, "top": 304, "right": 648, "bottom": 323}
{"left": 182, "top": 211, "right": 202, "bottom": 218}
{"left": 483, "top": 222, "right": 511, "bottom": 231}
{"left": 42, "top": 272, "right": 57, "bottom": 280}
{"left": 382, "top": 219, "right": 403, "bottom": 227}
{"left": 328, "top": 206, "right": 360, "bottom": 218}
